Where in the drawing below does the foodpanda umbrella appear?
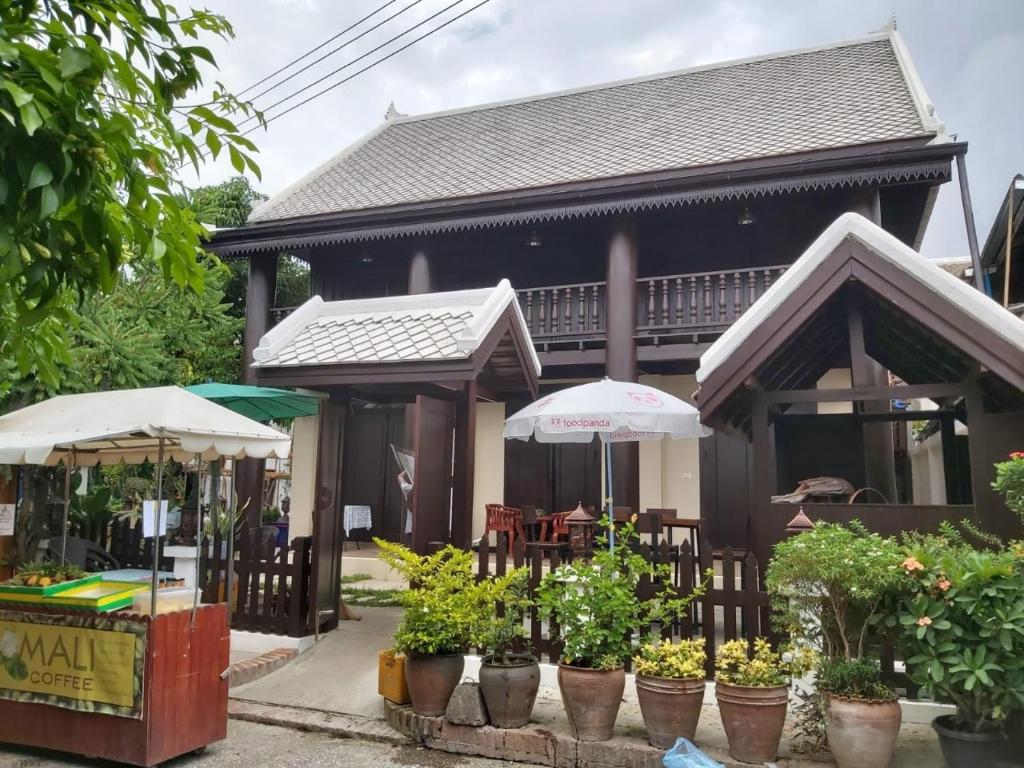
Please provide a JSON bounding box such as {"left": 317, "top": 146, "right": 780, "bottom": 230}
{"left": 503, "top": 378, "right": 710, "bottom": 547}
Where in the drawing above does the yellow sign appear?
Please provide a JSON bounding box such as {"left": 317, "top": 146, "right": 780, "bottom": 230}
{"left": 0, "top": 615, "right": 141, "bottom": 713}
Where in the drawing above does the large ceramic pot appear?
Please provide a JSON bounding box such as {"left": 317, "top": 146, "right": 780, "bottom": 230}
{"left": 557, "top": 663, "right": 625, "bottom": 742}
{"left": 479, "top": 654, "right": 540, "bottom": 728}
{"left": 825, "top": 695, "right": 902, "bottom": 768}
{"left": 932, "top": 714, "right": 1009, "bottom": 768}
{"left": 715, "top": 681, "right": 788, "bottom": 763}
{"left": 635, "top": 675, "right": 706, "bottom": 749}
{"left": 404, "top": 652, "right": 464, "bottom": 716}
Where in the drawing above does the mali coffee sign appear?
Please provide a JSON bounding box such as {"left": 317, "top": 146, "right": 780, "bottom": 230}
{"left": 0, "top": 610, "right": 146, "bottom": 718}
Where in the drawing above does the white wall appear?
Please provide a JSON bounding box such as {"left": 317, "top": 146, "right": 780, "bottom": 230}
{"left": 816, "top": 368, "right": 853, "bottom": 414}
{"left": 909, "top": 431, "right": 947, "bottom": 505}
{"left": 471, "top": 402, "right": 506, "bottom": 540}
{"left": 288, "top": 414, "right": 319, "bottom": 540}
{"left": 638, "top": 374, "right": 701, "bottom": 518}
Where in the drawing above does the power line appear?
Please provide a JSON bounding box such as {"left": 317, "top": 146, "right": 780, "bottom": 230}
{"left": 245, "top": 0, "right": 428, "bottom": 105}
{"left": 245, "top": 0, "right": 490, "bottom": 137}
{"left": 237, "top": 0, "right": 400, "bottom": 98}
{"left": 236, "top": 0, "right": 468, "bottom": 130}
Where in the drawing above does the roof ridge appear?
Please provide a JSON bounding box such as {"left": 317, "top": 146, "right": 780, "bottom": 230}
{"left": 388, "top": 31, "right": 894, "bottom": 127}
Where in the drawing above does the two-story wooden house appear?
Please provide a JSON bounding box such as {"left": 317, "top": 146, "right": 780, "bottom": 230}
{"left": 213, "top": 30, "right": 975, "bottom": 562}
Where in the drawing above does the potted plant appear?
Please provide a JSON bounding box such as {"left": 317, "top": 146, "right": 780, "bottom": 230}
{"left": 475, "top": 568, "right": 540, "bottom": 728}
{"left": 766, "top": 521, "right": 905, "bottom": 767}
{"left": 633, "top": 639, "right": 707, "bottom": 748}
{"left": 536, "top": 518, "right": 705, "bottom": 742}
{"left": 816, "top": 657, "right": 901, "bottom": 768}
{"left": 375, "top": 539, "right": 488, "bottom": 716}
{"left": 886, "top": 532, "right": 1024, "bottom": 767}
{"left": 715, "top": 638, "right": 813, "bottom": 764}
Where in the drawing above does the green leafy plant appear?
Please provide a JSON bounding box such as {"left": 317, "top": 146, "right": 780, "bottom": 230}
{"left": 766, "top": 521, "right": 905, "bottom": 660}
{"left": 375, "top": 539, "right": 492, "bottom": 657}
{"left": 475, "top": 568, "right": 532, "bottom": 665}
{"left": 993, "top": 451, "right": 1024, "bottom": 523}
{"left": 816, "top": 657, "right": 895, "bottom": 701}
{"left": 715, "top": 638, "right": 814, "bottom": 687}
{"left": 633, "top": 639, "right": 706, "bottom": 680}
{"left": 536, "top": 518, "right": 707, "bottom": 670}
{"left": 885, "top": 535, "right": 1024, "bottom": 733}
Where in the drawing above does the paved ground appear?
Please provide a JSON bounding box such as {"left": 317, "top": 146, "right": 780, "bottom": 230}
{"left": 0, "top": 719, "right": 511, "bottom": 768}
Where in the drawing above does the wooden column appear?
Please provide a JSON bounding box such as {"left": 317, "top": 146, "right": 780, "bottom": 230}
{"left": 451, "top": 381, "right": 477, "bottom": 549}
{"left": 940, "top": 414, "right": 961, "bottom": 504}
{"left": 311, "top": 394, "right": 346, "bottom": 633}
{"left": 847, "top": 191, "right": 898, "bottom": 503}
{"left": 749, "top": 388, "right": 773, "bottom": 578}
{"left": 606, "top": 217, "right": 639, "bottom": 515}
{"left": 408, "top": 249, "right": 434, "bottom": 295}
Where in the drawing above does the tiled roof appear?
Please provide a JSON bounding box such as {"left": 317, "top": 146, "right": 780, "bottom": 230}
{"left": 252, "top": 280, "right": 542, "bottom": 376}
{"left": 250, "top": 32, "right": 942, "bottom": 223}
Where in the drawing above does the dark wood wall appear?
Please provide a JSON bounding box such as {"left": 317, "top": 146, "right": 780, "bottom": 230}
{"left": 699, "top": 430, "right": 752, "bottom": 549}
{"left": 774, "top": 414, "right": 868, "bottom": 496}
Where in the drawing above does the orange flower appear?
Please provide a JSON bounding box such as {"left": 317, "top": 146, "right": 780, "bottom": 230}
{"left": 917, "top": 616, "right": 932, "bottom": 626}
{"left": 630, "top": 513, "right": 638, "bottom": 524}
{"left": 936, "top": 578, "right": 951, "bottom": 592}
{"left": 902, "top": 556, "right": 925, "bottom": 572}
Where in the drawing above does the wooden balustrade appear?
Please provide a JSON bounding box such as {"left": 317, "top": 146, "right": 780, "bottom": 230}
{"left": 515, "top": 281, "right": 607, "bottom": 340}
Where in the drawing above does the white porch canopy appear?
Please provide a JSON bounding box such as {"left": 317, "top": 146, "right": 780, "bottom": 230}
{"left": 0, "top": 386, "right": 292, "bottom": 466}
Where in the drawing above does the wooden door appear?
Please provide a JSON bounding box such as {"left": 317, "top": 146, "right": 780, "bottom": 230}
{"left": 340, "top": 405, "right": 407, "bottom": 542}
{"left": 411, "top": 396, "right": 454, "bottom": 553}
{"left": 699, "top": 429, "right": 752, "bottom": 549}
{"left": 553, "top": 442, "right": 601, "bottom": 513}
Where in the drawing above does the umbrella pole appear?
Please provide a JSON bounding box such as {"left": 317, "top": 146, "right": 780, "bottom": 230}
{"left": 59, "top": 449, "right": 75, "bottom": 567}
{"left": 192, "top": 453, "right": 202, "bottom": 625}
{"left": 151, "top": 438, "right": 166, "bottom": 618}
{"left": 605, "top": 441, "right": 615, "bottom": 552}
{"left": 225, "top": 460, "right": 234, "bottom": 625}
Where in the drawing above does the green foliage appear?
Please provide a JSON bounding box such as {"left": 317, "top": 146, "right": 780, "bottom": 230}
{"left": 766, "top": 522, "right": 905, "bottom": 660}
{"left": 884, "top": 536, "right": 1024, "bottom": 733}
{"left": 0, "top": 1, "right": 260, "bottom": 386}
{"left": 536, "top": 519, "right": 708, "bottom": 670}
{"left": 993, "top": 452, "right": 1024, "bottom": 523}
{"left": 190, "top": 176, "right": 265, "bottom": 229}
{"left": 68, "top": 482, "right": 112, "bottom": 535}
{"left": 816, "top": 657, "right": 895, "bottom": 701}
{"left": 715, "top": 638, "right": 814, "bottom": 687}
{"left": 475, "top": 568, "right": 532, "bottom": 664}
{"left": 374, "top": 539, "right": 492, "bottom": 656}
{"left": 633, "top": 639, "right": 706, "bottom": 680}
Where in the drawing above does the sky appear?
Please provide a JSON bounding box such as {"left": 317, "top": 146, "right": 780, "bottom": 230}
{"left": 192, "top": 0, "right": 1024, "bottom": 261}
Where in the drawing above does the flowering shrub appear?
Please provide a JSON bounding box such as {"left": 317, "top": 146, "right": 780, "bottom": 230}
{"left": 884, "top": 535, "right": 1024, "bottom": 733}
{"left": 633, "top": 639, "right": 706, "bottom": 680}
{"left": 715, "top": 638, "right": 814, "bottom": 687}
{"left": 992, "top": 451, "right": 1024, "bottom": 523}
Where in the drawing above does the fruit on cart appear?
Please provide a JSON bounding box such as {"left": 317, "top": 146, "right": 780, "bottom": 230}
{"left": 4, "top": 562, "right": 88, "bottom": 587}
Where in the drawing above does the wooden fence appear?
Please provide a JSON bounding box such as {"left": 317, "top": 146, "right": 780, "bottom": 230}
{"left": 72, "top": 518, "right": 174, "bottom": 572}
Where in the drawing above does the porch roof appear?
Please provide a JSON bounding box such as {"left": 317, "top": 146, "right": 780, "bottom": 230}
{"left": 248, "top": 31, "right": 942, "bottom": 225}
{"left": 251, "top": 280, "right": 540, "bottom": 396}
{"left": 695, "top": 213, "right": 1024, "bottom": 435}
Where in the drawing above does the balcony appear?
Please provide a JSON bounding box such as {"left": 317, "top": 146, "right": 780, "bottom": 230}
{"left": 515, "top": 264, "right": 788, "bottom": 350}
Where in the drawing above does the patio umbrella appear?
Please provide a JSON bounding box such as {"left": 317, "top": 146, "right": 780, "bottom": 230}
{"left": 503, "top": 378, "right": 710, "bottom": 548}
{"left": 184, "top": 383, "right": 320, "bottom": 423}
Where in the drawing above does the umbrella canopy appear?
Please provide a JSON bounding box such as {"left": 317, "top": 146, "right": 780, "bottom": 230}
{"left": 0, "top": 386, "right": 292, "bottom": 465}
{"left": 503, "top": 378, "right": 710, "bottom": 444}
{"left": 185, "top": 382, "right": 320, "bottom": 422}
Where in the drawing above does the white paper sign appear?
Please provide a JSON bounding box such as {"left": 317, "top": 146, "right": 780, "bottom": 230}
{"left": 142, "top": 500, "right": 169, "bottom": 538}
{"left": 0, "top": 504, "right": 14, "bottom": 537}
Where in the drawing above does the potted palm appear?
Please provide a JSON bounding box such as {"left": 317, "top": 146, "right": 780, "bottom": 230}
{"left": 475, "top": 568, "right": 539, "bottom": 728}
{"left": 715, "top": 638, "right": 814, "bottom": 764}
{"left": 375, "top": 539, "right": 486, "bottom": 716}
{"left": 767, "top": 521, "right": 905, "bottom": 767}
{"left": 536, "top": 517, "right": 705, "bottom": 742}
{"left": 633, "top": 639, "right": 707, "bottom": 748}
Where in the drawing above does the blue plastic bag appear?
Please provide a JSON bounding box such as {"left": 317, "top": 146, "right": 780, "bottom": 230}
{"left": 661, "top": 737, "right": 724, "bottom": 768}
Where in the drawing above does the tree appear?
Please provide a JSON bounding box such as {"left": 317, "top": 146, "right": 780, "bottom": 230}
{"left": 0, "top": 0, "right": 260, "bottom": 388}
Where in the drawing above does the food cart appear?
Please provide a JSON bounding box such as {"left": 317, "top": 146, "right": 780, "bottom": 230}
{"left": 0, "top": 387, "right": 291, "bottom": 766}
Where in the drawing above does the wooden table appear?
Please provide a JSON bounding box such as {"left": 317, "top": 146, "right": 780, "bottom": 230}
{"left": 661, "top": 516, "right": 701, "bottom": 552}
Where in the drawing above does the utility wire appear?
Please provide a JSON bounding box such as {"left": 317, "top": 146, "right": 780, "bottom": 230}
{"left": 245, "top": 0, "right": 490, "bottom": 137}
{"left": 237, "top": 0, "right": 400, "bottom": 97}
{"left": 244, "top": 0, "right": 427, "bottom": 105}
{"left": 236, "top": 0, "right": 471, "bottom": 130}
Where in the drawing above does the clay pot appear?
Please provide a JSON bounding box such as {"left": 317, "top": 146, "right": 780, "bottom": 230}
{"left": 478, "top": 654, "right": 540, "bottom": 728}
{"left": 715, "top": 681, "right": 788, "bottom": 763}
{"left": 404, "top": 653, "right": 464, "bottom": 716}
{"left": 557, "top": 663, "right": 625, "bottom": 742}
{"left": 932, "top": 714, "right": 1010, "bottom": 768}
{"left": 636, "top": 675, "right": 706, "bottom": 749}
{"left": 825, "top": 695, "right": 902, "bottom": 768}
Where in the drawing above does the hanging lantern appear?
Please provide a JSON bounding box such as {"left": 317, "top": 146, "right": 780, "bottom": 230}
{"left": 566, "top": 502, "right": 595, "bottom": 559}
{"left": 785, "top": 506, "right": 815, "bottom": 535}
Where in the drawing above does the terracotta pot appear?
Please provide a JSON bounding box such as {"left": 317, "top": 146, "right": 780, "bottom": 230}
{"left": 932, "top": 714, "right": 1009, "bottom": 768}
{"left": 825, "top": 694, "right": 902, "bottom": 768}
{"left": 479, "top": 654, "right": 540, "bottom": 728}
{"left": 635, "top": 675, "right": 706, "bottom": 749}
{"left": 404, "top": 653, "right": 464, "bottom": 716}
{"left": 715, "top": 681, "right": 788, "bottom": 763}
{"left": 557, "top": 663, "right": 625, "bottom": 742}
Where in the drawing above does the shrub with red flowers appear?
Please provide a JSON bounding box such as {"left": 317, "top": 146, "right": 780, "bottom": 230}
{"left": 884, "top": 534, "right": 1024, "bottom": 734}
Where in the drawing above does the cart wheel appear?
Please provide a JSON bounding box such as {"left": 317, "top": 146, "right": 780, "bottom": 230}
{"left": 193, "top": 746, "right": 207, "bottom": 756}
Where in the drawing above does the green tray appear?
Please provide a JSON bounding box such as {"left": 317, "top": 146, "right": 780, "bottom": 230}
{"left": 0, "top": 572, "right": 103, "bottom": 600}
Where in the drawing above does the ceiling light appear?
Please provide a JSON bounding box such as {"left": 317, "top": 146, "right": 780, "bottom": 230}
{"left": 359, "top": 252, "right": 373, "bottom": 264}
{"left": 526, "top": 231, "right": 543, "bottom": 247}
{"left": 737, "top": 206, "right": 757, "bottom": 226}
